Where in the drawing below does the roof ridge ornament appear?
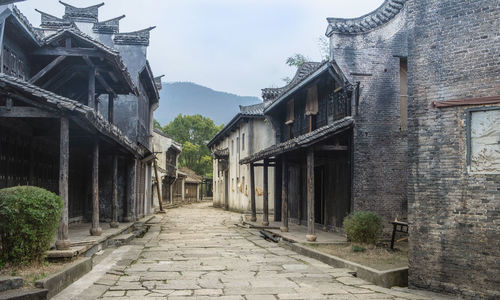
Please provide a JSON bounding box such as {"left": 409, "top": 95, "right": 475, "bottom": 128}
{"left": 36, "top": 9, "right": 73, "bottom": 29}
{"left": 114, "top": 26, "right": 156, "bottom": 46}
{"left": 59, "top": 1, "right": 104, "bottom": 23}
{"left": 325, "top": 0, "right": 407, "bottom": 36}
{"left": 93, "top": 15, "right": 126, "bottom": 34}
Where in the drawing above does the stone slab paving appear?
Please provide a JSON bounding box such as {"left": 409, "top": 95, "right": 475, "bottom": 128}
{"left": 53, "top": 202, "right": 454, "bottom": 299}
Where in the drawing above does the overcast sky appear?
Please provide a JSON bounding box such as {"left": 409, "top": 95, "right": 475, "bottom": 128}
{"left": 17, "top": 0, "right": 383, "bottom": 98}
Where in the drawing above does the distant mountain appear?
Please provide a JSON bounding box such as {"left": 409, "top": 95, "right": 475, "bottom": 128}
{"left": 154, "top": 82, "right": 262, "bottom": 126}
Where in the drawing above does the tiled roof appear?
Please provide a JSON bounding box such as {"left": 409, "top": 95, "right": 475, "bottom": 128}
{"left": 0, "top": 74, "right": 143, "bottom": 156}
{"left": 93, "top": 15, "right": 125, "bottom": 34}
{"left": 114, "top": 27, "right": 156, "bottom": 46}
{"left": 262, "top": 62, "right": 325, "bottom": 102}
{"left": 207, "top": 102, "right": 265, "bottom": 148}
{"left": 326, "top": 0, "right": 407, "bottom": 36}
{"left": 11, "top": 5, "right": 43, "bottom": 42}
{"left": 239, "top": 102, "right": 264, "bottom": 116}
{"left": 240, "top": 117, "right": 354, "bottom": 164}
{"left": 178, "top": 167, "right": 203, "bottom": 183}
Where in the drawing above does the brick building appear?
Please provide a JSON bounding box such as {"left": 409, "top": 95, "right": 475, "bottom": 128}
{"left": 406, "top": 0, "right": 500, "bottom": 298}
{"left": 327, "top": 0, "right": 499, "bottom": 298}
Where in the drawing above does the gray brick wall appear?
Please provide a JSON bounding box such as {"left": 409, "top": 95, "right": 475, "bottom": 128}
{"left": 330, "top": 7, "right": 409, "bottom": 228}
{"left": 406, "top": 0, "right": 500, "bottom": 298}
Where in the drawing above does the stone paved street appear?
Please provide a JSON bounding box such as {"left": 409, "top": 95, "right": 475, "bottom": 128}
{"left": 53, "top": 203, "right": 450, "bottom": 299}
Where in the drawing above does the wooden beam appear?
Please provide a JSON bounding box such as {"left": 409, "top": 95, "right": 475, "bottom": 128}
{"left": 280, "top": 159, "right": 289, "bottom": 232}
{"left": 262, "top": 158, "right": 269, "bottom": 226}
{"left": 0, "top": 106, "right": 58, "bottom": 118}
{"left": 108, "top": 94, "right": 114, "bottom": 123}
{"left": 90, "top": 140, "right": 102, "bottom": 236}
{"left": 83, "top": 56, "right": 116, "bottom": 96}
{"left": 110, "top": 155, "right": 119, "bottom": 228}
{"left": 29, "top": 55, "right": 67, "bottom": 84}
{"left": 315, "top": 145, "right": 348, "bottom": 151}
{"left": 306, "top": 149, "right": 317, "bottom": 242}
{"left": 250, "top": 162, "right": 256, "bottom": 222}
{"left": 88, "top": 67, "right": 96, "bottom": 110}
{"left": 153, "top": 148, "right": 164, "bottom": 212}
{"left": 33, "top": 47, "right": 105, "bottom": 58}
{"left": 55, "top": 117, "right": 71, "bottom": 250}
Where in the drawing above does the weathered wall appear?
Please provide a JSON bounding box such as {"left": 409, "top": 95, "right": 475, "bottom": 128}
{"left": 330, "top": 6, "right": 409, "bottom": 227}
{"left": 212, "top": 118, "right": 276, "bottom": 213}
{"left": 406, "top": 0, "right": 500, "bottom": 298}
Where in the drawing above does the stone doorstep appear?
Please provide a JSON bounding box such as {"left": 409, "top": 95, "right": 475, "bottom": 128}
{"left": 0, "top": 277, "right": 23, "bottom": 293}
{"left": 279, "top": 240, "right": 409, "bottom": 289}
{"left": 35, "top": 257, "right": 92, "bottom": 299}
{"left": 110, "top": 233, "right": 135, "bottom": 246}
{"left": 45, "top": 215, "right": 154, "bottom": 259}
{"left": 0, "top": 288, "right": 48, "bottom": 300}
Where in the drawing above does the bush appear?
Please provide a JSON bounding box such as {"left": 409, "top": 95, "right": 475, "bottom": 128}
{"left": 0, "top": 186, "right": 62, "bottom": 265}
{"left": 343, "top": 211, "right": 382, "bottom": 244}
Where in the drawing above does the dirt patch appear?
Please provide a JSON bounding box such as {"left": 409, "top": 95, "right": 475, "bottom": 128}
{"left": 0, "top": 261, "right": 68, "bottom": 288}
{"left": 303, "top": 242, "right": 408, "bottom": 271}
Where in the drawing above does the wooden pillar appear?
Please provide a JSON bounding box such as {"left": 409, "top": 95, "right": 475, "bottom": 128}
{"left": 262, "top": 158, "right": 269, "bottom": 226}
{"left": 250, "top": 162, "right": 256, "bottom": 222}
{"left": 108, "top": 94, "right": 115, "bottom": 123}
{"left": 153, "top": 156, "right": 163, "bottom": 212}
{"left": 56, "top": 117, "right": 71, "bottom": 250}
{"left": 306, "top": 149, "right": 316, "bottom": 242}
{"left": 280, "top": 159, "right": 289, "bottom": 232}
{"left": 110, "top": 155, "right": 119, "bottom": 228}
{"left": 88, "top": 68, "right": 95, "bottom": 110}
{"left": 125, "top": 159, "right": 137, "bottom": 222}
{"left": 90, "top": 140, "right": 102, "bottom": 236}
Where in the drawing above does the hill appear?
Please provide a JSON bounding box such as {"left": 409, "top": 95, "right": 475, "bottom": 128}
{"left": 154, "top": 82, "right": 262, "bottom": 126}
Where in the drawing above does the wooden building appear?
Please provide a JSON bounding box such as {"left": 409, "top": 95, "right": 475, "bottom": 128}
{"left": 241, "top": 62, "right": 353, "bottom": 241}
{"left": 0, "top": 2, "right": 160, "bottom": 250}
{"left": 151, "top": 128, "right": 182, "bottom": 207}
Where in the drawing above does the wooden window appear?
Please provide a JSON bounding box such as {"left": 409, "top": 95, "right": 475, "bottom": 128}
{"left": 241, "top": 133, "right": 245, "bottom": 151}
{"left": 306, "top": 85, "right": 319, "bottom": 132}
{"left": 286, "top": 99, "right": 294, "bottom": 125}
{"left": 400, "top": 58, "right": 408, "bottom": 132}
{"left": 236, "top": 137, "right": 239, "bottom": 154}
{"left": 3, "top": 46, "right": 25, "bottom": 80}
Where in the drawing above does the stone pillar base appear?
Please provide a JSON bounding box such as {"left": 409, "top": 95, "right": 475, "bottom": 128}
{"left": 250, "top": 216, "right": 257, "bottom": 222}
{"left": 262, "top": 221, "right": 269, "bottom": 226}
{"left": 280, "top": 227, "right": 289, "bottom": 232}
{"left": 90, "top": 227, "right": 102, "bottom": 236}
{"left": 306, "top": 234, "right": 317, "bottom": 242}
{"left": 110, "top": 222, "right": 119, "bottom": 228}
{"left": 55, "top": 239, "right": 71, "bottom": 250}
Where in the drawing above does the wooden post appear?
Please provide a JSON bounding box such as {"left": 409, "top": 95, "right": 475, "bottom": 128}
{"left": 306, "top": 149, "right": 316, "bottom": 242}
{"left": 250, "top": 162, "right": 256, "bottom": 222}
{"left": 153, "top": 155, "right": 164, "bottom": 212}
{"left": 280, "top": 159, "right": 289, "bottom": 232}
{"left": 90, "top": 140, "right": 102, "bottom": 236}
{"left": 262, "top": 158, "right": 269, "bottom": 226}
{"left": 108, "top": 94, "right": 114, "bottom": 123}
{"left": 110, "top": 155, "right": 119, "bottom": 228}
{"left": 56, "top": 117, "right": 71, "bottom": 250}
{"left": 88, "top": 67, "right": 95, "bottom": 110}
{"left": 125, "top": 159, "right": 137, "bottom": 222}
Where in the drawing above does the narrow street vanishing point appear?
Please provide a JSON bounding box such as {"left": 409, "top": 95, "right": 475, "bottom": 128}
{"left": 53, "top": 203, "right": 450, "bottom": 300}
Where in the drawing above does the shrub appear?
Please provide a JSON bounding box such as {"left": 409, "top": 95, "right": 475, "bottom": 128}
{"left": 0, "top": 186, "right": 62, "bottom": 265}
{"left": 343, "top": 211, "right": 382, "bottom": 244}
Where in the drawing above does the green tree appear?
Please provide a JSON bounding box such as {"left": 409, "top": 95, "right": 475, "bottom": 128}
{"left": 158, "top": 114, "right": 223, "bottom": 176}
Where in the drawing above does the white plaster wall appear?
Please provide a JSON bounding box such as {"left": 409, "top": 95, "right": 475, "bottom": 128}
{"left": 212, "top": 118, "right": 276, "bottom": 213}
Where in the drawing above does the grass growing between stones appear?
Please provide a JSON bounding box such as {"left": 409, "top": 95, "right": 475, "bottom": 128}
{"left": 303, "top": 242, "right": 408, "bottom": 271}
{"left": 0, "top": 260, "right": 67, "bottom": 288}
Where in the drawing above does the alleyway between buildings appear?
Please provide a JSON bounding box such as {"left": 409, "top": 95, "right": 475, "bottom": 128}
{"left": 53, "top": 203, "right": 450, "bottom": 300}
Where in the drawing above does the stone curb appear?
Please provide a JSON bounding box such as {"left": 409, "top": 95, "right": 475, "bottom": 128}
{"left": 279, "top": 240, "right": 408, "bottom": 288}
{"left": 35, "top": 257, "right": 92, "bottom": 299}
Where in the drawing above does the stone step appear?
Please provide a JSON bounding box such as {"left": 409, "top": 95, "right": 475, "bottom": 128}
{"left": 0, "top": 288, "right": 48, "bottom": 300}
{"left": 110, "top": 233, "right": 134, "bottom": 246}
{"left": 0, "top": 277, "right": 23, "bottom": 293}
